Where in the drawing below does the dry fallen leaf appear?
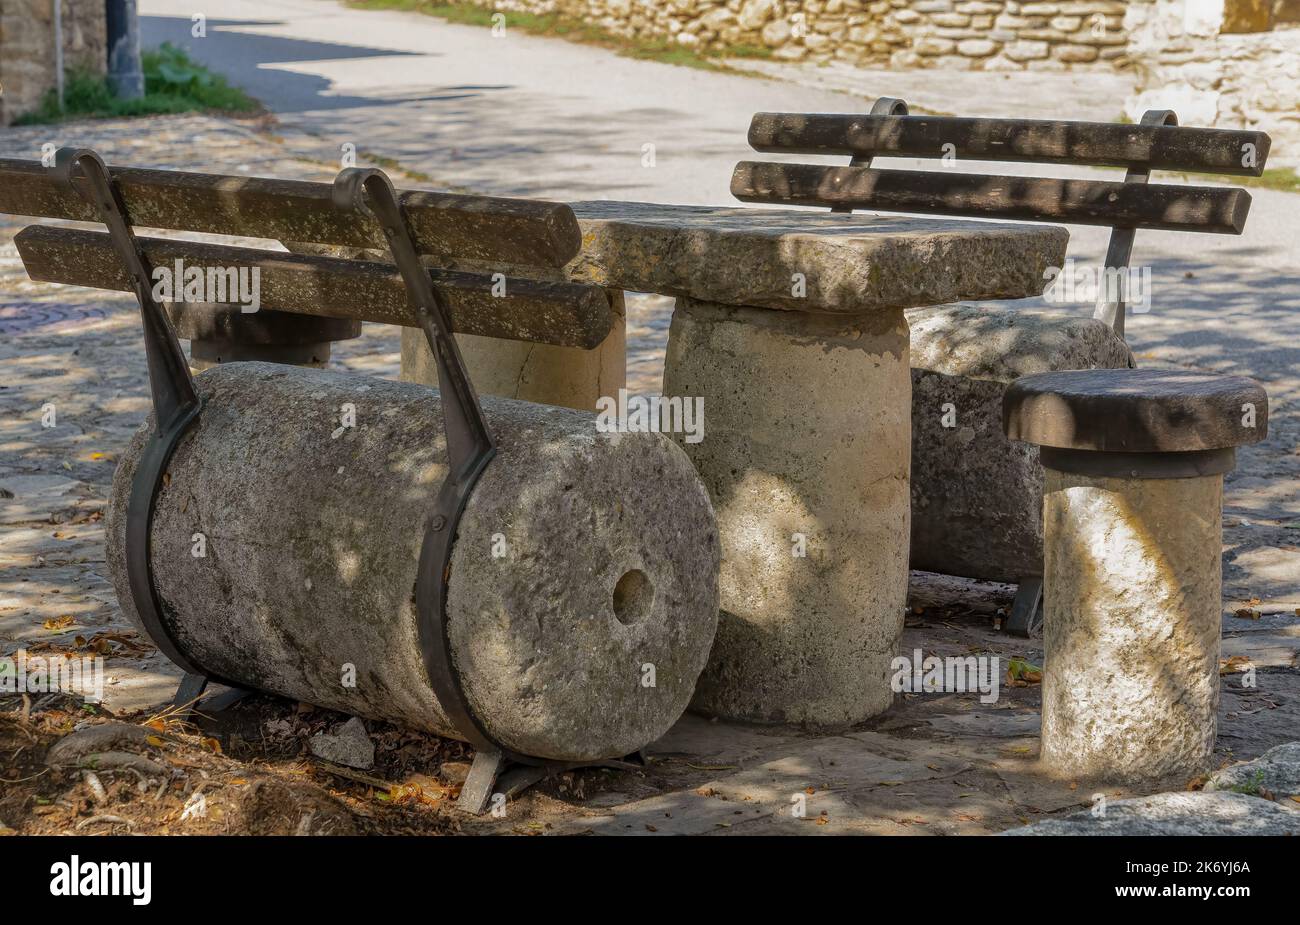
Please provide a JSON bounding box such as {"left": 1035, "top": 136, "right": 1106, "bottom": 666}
{"left": 1219, "top": 655, "right": 1253, "bottom": 675}
{"left": 42, "top": 615, "right": 75, "bottom": 631}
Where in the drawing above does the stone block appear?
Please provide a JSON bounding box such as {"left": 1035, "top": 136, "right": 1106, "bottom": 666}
{"left": 958, "top": 37, "right": 999, "bottom": 55}
{"left": 1004, "top": 38, "right": 1051, "bottom": 59}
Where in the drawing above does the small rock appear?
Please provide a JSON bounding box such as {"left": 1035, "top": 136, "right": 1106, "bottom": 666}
{"left": 1204, "top": 742, "right": 1300, "bottom": 802}
{"left": 439, "top": 760, "right": 472, "bottom": 785}
{"left": 46, "top": 723, "right": 153, "bottom": 766}
{"left": 1002, "top": 791, "right": 1300, "bottom": 836}
{"left": 308, "top": 717, "right": 374, "bottom": 770}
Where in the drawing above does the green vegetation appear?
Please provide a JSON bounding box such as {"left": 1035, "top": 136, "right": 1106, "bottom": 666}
{"left": 1236, "top": 167, "right": 1300, "bottom": 194}
{"left": 1228, "top": 769, "right": 1269, "bottom": 796}
{"left": 15, "top": 42, "right": 259, "bottom": 125}
{"left": 348, "top": 0, "right": 772, "bottom": 70}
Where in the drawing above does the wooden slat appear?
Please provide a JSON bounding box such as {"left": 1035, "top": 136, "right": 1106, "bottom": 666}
{"left": 748, "top": 113, "right": 1272, "bottom": 176}
{"left": 0, "top": 159, "right": 582, "bottom": 267}
{"left": 14, "top": 226, "right": 612, "bottom": 349}
{"left": 731, "top": 162, "right": 1252, "bottom": 234}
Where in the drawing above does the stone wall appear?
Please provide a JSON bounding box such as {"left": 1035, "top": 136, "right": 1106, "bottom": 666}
{"left": 1125, "top": 1, "right": 1299, "bottom": 157}
{"left": 0, "top": 0, "right": 107, "bottom": 125}
{"left": 482, "top": 0, "right": 1131, "bottom": 71}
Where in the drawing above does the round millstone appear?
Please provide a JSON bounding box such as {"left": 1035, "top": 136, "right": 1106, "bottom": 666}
{"left": 106, "top": 362, "right": 719, "bottom": 762}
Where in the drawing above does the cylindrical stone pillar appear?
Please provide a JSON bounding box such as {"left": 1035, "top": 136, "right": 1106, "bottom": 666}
{"left": 1041, "top": 468, "right": 1222, "bottom": 780}
{"left": 1005, "top": 368, "right": 1269, "bottom": 784}
{"left": 662, "top": 297, "right": 911, "bottom": 727}
{"left": 402, "top": 290, "right": 626, "bottom": 411}
{"left": 106, "top": 362, "right": 719, "bottom": 762}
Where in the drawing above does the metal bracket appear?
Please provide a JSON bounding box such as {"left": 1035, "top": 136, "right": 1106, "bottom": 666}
{"left": 332, "top": 168, "right": 660, "bottom": 813}
{"left": 1005, "top": 576, "right": 1043, "bottom": 638}
{"left": 1094, "top": 109, "right": 1178, "bottom": 341}
{"left": 53, "top": 148, "right": 243, "bottom": 715}
{"left": 458, "top": 749, "right": 650, "bottom": 816}
{"left": 331, "top": 168, "right": 504, "bottom": 758}
{"left": 832, "top": 96, "right": 910, "bottom": 213}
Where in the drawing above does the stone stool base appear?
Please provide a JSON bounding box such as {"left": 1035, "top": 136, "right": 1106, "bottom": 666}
{"left": 1041, "top": 467, "right": 1223, "bottom": 782}
{"left": 663, "top": 297, "right": 911, "bottom": 727}
{"left": 401, "top": 291, "right": 626, "bottom": 412}
{"left": 1005, "top": 367, "right": 1268, "bottom": 785}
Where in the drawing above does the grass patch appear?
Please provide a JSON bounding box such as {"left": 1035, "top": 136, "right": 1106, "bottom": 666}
{"left": 1235, "top": 167, "right": 1300, "bottom": 194}
{"left": 347, "top": 0, "right": 771, "bottom": 70}
{"left": 14, "top": 42, "right": 259, "bottom": 125}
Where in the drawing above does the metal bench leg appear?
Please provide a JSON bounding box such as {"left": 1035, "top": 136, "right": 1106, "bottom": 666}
{"left": 171, "top": 671, "right": 251, "bottom": 720}
{"left": 1006, "top": 576, "right": 1044, "bottom": 637}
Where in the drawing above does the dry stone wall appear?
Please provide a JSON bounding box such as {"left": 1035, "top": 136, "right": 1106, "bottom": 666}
{"left": 0, "top": 0, "right": 107, "bottom": 125}
{"left": 1125, "top": 1, "right": 1299, "bottom": 158}
{"left": 483, "top": 0, "right": 1131, "bottom": 70}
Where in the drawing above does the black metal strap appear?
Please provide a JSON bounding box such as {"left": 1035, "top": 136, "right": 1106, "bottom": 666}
{"left": 832, "top": 96, "right": 910, "bottom": 213}
{"left": 332, "top": 168, "right": 545, "bottom": 765}
{"left": 1095, "top": 109, "right": 1178, "bottom": 341}
{"left": 54, "top": 148, "right": 219, "bottom": 683}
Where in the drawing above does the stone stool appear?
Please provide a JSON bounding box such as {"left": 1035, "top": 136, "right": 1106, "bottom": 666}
{"left": 1003, "top": 368, "right": 1268, "bottom": 783}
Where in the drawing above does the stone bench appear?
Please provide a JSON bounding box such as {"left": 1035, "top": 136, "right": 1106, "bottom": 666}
{"left": 733, "top": 99, "right": 1273, "bottom": 635}
{"left": 1005, "top": 368, "right": 1268, "bottom": 783}
{"left": 0, "top": 151, "right": 721, "bottom": 812}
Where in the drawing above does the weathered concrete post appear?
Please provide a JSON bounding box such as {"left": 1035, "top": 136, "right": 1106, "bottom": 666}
{"left": 1004, "top": 368, "right": 1268, "bottom": 782}
{"left": 402, "top": 290, "right": 626, "bottom": 410}
{"left": 663, "top": 299, "right": 911, "bottom": 726}
{"left": 106, "top": 363, "right": 719, "bottom": 762}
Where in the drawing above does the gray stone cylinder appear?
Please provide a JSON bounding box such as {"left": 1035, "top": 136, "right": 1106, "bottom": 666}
{"left": 662, "top": 298, "right": 911, "bottom": 727}
{"left": 106, "top": 363, "right": 719, "bottom": 762}
{"left": 1041, "top": 467, "right": 1223, "bottom": 783}
{"left": 402, "top": 291, "right": 627, "bottom": 412}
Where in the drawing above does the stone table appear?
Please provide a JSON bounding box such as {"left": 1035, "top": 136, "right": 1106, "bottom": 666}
{"left": 405, "top": 201, "right": 1068, "bottom": 728}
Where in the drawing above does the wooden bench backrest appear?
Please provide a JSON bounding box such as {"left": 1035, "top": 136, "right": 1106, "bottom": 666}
{"left": 732, "top": 111, "right": 1271, "bottom": 234}
{"left": 0, "top": 159, "right": 613, "bottom": 349}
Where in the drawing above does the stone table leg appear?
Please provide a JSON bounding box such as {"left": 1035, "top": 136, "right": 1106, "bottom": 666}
{"left": 402, "top": 290, "right": 626, "bottom": 411}
{"left": 662, "top": 297, "right": 911, "bottom": 727}
{"left": 1041, "top": 469, "right": 1223, "bottom": 782}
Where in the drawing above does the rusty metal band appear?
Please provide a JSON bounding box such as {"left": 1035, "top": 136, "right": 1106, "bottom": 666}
{"left": 332, "top": 168, "right": 551, "bottom": 766}
{"left": 54, "top": 148, "right": 230, "bottom": 684}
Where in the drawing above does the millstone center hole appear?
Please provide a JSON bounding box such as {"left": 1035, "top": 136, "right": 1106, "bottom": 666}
{"left": 612, "top": 569, "right": 654, "bottom": 626}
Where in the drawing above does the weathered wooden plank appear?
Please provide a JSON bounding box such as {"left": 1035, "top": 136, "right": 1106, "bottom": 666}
{"left": 0, "top": 158, "right": 582, "bottom": 267}
{"left": 748, "top": 113, "right": 1272, "bottom": 176}
{"left": 731, "top": 162, "right": 1252, "bottom": 234}
{"left": 14, "top": 226, "right": 612, "bottom": 349}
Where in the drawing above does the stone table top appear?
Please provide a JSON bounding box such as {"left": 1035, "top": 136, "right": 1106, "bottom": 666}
{"left": 566, "top": 201, "right": 1068, "bottom": 314}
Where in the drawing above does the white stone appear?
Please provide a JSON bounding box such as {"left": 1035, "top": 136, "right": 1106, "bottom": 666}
{"left": 1040, "top": 468, "right": 1223, "bottom": 783}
